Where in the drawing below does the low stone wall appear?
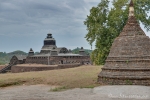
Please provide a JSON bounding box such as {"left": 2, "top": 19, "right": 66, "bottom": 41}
{"left": 11, "top": 63, "right": 81, "bottom": 73}
{"left": 57, "top": 64, "right": 81, "bottom": 69}
{"left": 25, "top": 56, "right": 91, "bottom": 65}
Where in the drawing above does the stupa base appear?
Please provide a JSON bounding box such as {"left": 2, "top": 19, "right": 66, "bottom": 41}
{"left": 98, "top": 76, "right": 150, "bottom": 86}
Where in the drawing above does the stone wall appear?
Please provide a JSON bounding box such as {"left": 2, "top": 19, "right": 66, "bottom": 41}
{"left": 11, "top": 63, "right": 81, "bottom": 73}
{"left": 49, "top": 56, "right": 91, "bottom": 65}
{"left": 25, "top": 56, "right": 91, "bottom": 65}
{"left": 25, "top": 56, "right": 48, "bottom": 64}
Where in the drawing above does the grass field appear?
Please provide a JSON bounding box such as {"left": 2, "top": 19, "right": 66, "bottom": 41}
{"left": 0, "top": 65, "right": 103, "bottom": 90}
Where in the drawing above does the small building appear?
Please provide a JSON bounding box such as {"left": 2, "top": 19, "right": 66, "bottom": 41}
{"left": 10, "top": 55, "right": 26, "bottom": 65}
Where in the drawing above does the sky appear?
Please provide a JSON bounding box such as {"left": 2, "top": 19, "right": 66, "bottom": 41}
{"left": 0, "top": 0, "right": 149, "bottom": 53}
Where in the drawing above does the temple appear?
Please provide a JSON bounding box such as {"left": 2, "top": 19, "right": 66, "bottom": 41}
{"left": 98, "top": 0, "right": 150, "bottom": 85}
{"left": 0, "top": 33, "right": 91, "bottom": 73}
{"left": 10, "top": 33, "right": 91, "bottom": 65}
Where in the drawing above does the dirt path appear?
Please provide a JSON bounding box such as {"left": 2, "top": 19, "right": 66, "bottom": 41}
{"left": 0, "top": 85, "right": 150, "bottom": 100}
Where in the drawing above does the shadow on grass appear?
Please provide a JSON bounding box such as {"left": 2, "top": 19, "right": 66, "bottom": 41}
{"left": 0, "top": 80, "right": 26, "bottom": 87}
{"left": 0, "top": 78, "right": 43, "bottom": 88}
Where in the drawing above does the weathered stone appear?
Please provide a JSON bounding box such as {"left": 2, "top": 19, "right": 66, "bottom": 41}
{"left": 11, "top": 64, "right": 81, "bottom": 73}
{"left": 98, "top": 0, "right": 150, "bottom": 85}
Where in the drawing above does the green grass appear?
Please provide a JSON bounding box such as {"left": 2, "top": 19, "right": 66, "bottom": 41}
{"left": 80, "top": 85, "right": 96, "bottom": 89}
{"left": 50, "top": 86, "right": 67, "bottom": 92}
{"left": 126, "top": 80, "right": 133, "bottom": 85}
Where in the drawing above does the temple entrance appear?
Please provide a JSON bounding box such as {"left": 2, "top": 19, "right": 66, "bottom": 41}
{"left": 61, "top": 60, "right": 63, "bottom": 64}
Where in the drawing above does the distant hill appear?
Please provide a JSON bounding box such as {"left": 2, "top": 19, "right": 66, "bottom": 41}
{"left": 34, "top": 52, "right": 40, "bottom": 55}
{"left": 0, "top": 50, "right": 27, "bottom": 65}
{"left": 7, "top": 50, "right": 27, "bottom": 56}
{"left": 0, "top": 52, "right": 9, "bottom": 65}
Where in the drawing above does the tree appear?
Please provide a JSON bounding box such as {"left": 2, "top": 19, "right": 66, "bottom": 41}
{"left": 84, "top": 0, "right": 150, "bottom": 65}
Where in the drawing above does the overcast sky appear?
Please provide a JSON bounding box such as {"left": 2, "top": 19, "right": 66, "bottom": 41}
{"left": 0, "top": 0, "right": 149, "bottom": 53}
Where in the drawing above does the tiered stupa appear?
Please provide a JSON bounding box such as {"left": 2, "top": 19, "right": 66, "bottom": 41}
{"left": 98, "top": 0, "right": 150, "bottom": 85}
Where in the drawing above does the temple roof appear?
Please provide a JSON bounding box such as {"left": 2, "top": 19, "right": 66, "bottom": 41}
{"left": 47, "top": 33, "right": 53, "bottom": 38}
{"left": 30, "top": 53, "right": 83, "bottom": 57}
{"left": 29, "top": 48, "right": 34, "bottom": 52}
{"left": 44, "top": 34, "right": 55, "bottom": 40}
{"left": 79, "top": 47, "right": 85, "bottom": 52}
{"left": 14, "top": 55, "right": 26, "bottom": 60}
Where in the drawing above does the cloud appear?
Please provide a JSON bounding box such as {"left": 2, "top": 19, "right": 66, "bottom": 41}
{"left": 0, "top": 0, "right": 94, "bottom": 52}
{"left": 0, "top": 0, "right": 88, "bottom": 35}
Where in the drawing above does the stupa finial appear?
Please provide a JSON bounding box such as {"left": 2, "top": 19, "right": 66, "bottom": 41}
{"left": 129, "top": 0, "right": 134, "bottom": 17}
{"left": 129, "top": 0, "right": 134, "bottom": 7}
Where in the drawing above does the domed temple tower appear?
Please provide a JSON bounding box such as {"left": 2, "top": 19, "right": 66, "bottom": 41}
{"left": 28, "top": 48, "right": 34, "bottom": 56}
{"left": 79, "top": 47, "right": 86, "bottom": 55}
{"left": 98, "top": 0, "right": 150, "bottom": 85}
{"left": 40, "top": 33, "right": 57, "bottom": 54}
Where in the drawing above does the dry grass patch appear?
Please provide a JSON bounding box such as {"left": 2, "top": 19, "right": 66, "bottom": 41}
{"left": 0, "top": 65, "right": 102, "bottom": 89}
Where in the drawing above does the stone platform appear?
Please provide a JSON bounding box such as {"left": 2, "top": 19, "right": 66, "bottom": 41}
{"left": 11, "top": 63, "right": 81, "bottom": 73}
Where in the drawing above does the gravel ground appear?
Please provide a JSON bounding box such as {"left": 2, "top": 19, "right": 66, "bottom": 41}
{"left": 0, "top": 85, "right": 150, "bottom": 100}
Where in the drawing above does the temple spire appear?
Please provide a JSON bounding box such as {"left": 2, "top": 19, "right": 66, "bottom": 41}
{"left": 119, "top": 0, "right": 145, "bottom": 37}
{"left": 129, "top": 0, "right": 134, "bottom": 17}
{"left": 129, "top": 0, "right": 134, "bottom": 7}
